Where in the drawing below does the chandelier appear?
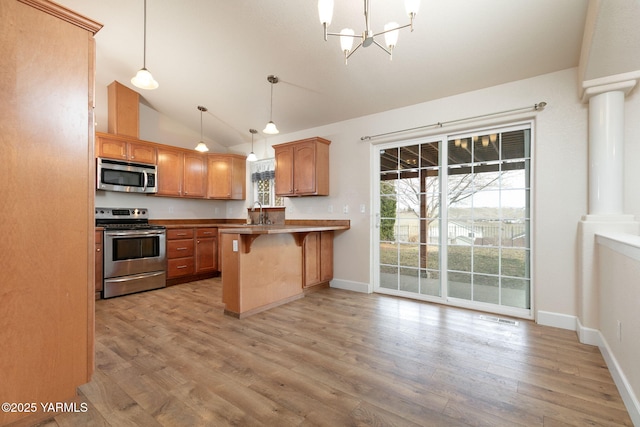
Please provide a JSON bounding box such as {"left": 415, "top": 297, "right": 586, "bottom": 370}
{"left": 318, "top": 0, "right": 420, "bottom": 64}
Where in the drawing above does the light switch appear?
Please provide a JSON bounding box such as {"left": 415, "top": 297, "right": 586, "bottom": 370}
{"left": 232, "top": 240, "right": 238, "bottom": 252}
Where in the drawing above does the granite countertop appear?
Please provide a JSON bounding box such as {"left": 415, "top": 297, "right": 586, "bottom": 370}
{"left": 217, "top": 224, "right": 350, "bottom": 235}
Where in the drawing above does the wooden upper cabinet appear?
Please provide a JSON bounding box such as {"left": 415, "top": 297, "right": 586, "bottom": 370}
{"left": 156, "top": 147, "right": 184, "bottom": 197}
{"left": 183, "top": 152, "right": 207, "bottom": 198}
{"left": 207, "top": 154, "right": 246, "bottom": 200}
{"left": 108, "top": 81, "right": 139, "bottom": 138}
{"left": 274, "top": 137, "right": 330, "bottom": 197}
{"left": 156, "top": 148, "right": 207, "bottom": 198}
{"left": 96, "top": 132, "right": 156, "bottom": 164}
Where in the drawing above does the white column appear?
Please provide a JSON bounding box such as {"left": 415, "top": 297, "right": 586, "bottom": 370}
{"left": 576, "top": 75, "right": 639, "bottom": 344}
{"left": 588, "top": 90, "right": 625, "bottom": 215}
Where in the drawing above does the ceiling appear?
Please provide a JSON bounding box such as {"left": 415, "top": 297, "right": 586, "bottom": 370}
{"left": 52, "top": 0, "right": 640, "bottom": 148}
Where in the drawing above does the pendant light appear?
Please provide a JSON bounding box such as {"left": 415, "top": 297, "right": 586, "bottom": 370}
{"left": 247, "top": 129, "right": 258, "bottom": 162}
{"left": 195, "top": 106, "right": 209, "bottom": 152}
{"left": 131, "top": 0, "right": 159, "bottom": 90}
{"left": 263, "top": 75, "right": 279, "bottom": 135}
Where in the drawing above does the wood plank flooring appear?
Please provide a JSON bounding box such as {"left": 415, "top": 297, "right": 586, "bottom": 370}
{"left": 40, "top": 278, "right": 632, "bottom": 426}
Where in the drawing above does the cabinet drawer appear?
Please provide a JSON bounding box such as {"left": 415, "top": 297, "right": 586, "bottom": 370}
{"left": 167, "top": 228, "right": 194, "bottom": 240}
{"left": 167, "top": 239, "right": 194, "bottom": 258}
{"left": 196, "top": 227, "right": 218, "bottom": 238}
{"left": 167, "top": 258, "right": 195, "bottom": 278}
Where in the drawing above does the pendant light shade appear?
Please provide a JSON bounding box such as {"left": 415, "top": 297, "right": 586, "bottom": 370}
{"left": 195, "top": 106, "right": 209, "bottom": 152}
{"left": 131, "top": 0, "right": 158, "bottom": 90}
{"left": 263, "top": 75, "right": 279, "bottom": 135}
{"left": 247, "top": 129, "right": 258, "bottom": 162}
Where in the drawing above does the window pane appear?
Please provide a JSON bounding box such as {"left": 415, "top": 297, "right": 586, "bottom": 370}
{"left": 380, "top": 148, "right": 399, "bottom": 171}
{"left": 400, "top": 267, "right": 420, "bottom": 292}
{"left": 501, "top": 248, "right": 528, "bottom": 277}
{"left": 448, "top": 272, "right": 471, "bottom": 299}
{"left": 421, "top": 142, "right": 439, "bottom": 167}
{"left": 448, "top": 138, "right": 472, "bottom": 164}
{"left": 380, "top": 242, "right": 398, "bottom": 264}
{"left": 473, "top": 274, "right": 499, "bottom": 304}
{"left": 502, "top": 130, "right": 529, "bottom": 159}
{"left": 473, "top": 247, "right": 500, "bottom": 275}
{"left": 474, "top": 134, "right": 500, "bottom": 162}
{"left": 399, "top": 244, "right": 419, "bottom": 267}
{"left": 448, "top": 245, "right": 471, "bottom": 272}
{"left": 502, "top": 277, "right": 530, "bottom": 309}
{"left": 501, "top": 220, "right": 528, "bottom": 247}
{"left": 420, "top": 270, "right": 440, "bottom": 296}
{"left": 380, "top": 265, "right": 398, "bottom": 289}
{"left": 420, "top": 244, "right": 439, "bottom": 270}
{"left": 400, "top": 145, "right": 419, "bottom": 169}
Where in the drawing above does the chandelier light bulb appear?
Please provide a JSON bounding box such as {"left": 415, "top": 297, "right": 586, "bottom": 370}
{"left": 384, "top": 22, "right": 399, "bottom": 60}
{"left": 318, "top": 0, "right": 334, "bottom": 26}
{"left": 490, "top": 133, "right": 497, "bottom": 143}
{"left": 482, "top": 136, "right": 489, "bottom": 147}
{"left": 405, "top": 0, "right": 421, "bottom": 17}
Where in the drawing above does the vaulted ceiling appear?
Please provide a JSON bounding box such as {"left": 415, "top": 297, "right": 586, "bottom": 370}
{"left": 54, "top": 0, "right": 640, "bottom": 147}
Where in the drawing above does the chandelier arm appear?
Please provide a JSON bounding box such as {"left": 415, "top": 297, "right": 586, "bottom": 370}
{"left": 372, "top": 39, "right": 391, "bottom": 55}
{"left": 346, "top": 42, "right": 363, "bottom": 59}
{"left": 372, "top": 22, "right": 412, "bottom": 38}
{"left": 326, "top": 32, "right": 360, "bottom": 38}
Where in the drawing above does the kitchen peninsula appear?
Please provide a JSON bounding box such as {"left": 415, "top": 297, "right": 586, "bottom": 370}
{"left": 219, "top": 222, "right": 349, "bottom": 318}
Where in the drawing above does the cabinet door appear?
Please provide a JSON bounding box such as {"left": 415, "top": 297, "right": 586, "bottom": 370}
{"left": 184, "top": 152, "right": 207, "bottom": 198}
{"left": 97, "top": 136, "right": 127, "bottom": 160}
{"left": 128, "top": 141, "right": 156, "bottom": 164}
{"left": 274, "top": 146, "right": 294, "bottom": 196}
{"left": 293, "top": 141, "right": 317, "bottom": 195}
{"left": 230, "top": 156, "right": 246, "bottom": 200}
{"left": 207, "top": 156, "right": 231, "bottom": 198}
{"left": 196, "top": 229, "right": 218, "bottom": 273}
{"left": 157, "top": 148, "right": 184, "bottom": 196}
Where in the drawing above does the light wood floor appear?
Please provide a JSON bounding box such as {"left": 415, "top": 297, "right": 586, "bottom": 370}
{"left": 40, "top": 278, "right": 631, "bottom": 427}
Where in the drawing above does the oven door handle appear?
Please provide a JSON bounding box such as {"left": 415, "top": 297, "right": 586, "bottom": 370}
{"left": 104, "top": 271, "right": 165, "bottom": 283}
{"left": 105, "top": 230, "right": 166, "bottom": 237}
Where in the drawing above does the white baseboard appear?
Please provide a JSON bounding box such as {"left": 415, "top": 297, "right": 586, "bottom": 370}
{"left": 536, "top": 310, "right": 577, "bottom": 331}
{"left": 599, "top": 332, "right": 640, "bottom": 426}
{"left": 576, "top": 317, "right": 603, "bottom": 347}
{"left": 330, "top": 279, "right": 371, "bottom": 293}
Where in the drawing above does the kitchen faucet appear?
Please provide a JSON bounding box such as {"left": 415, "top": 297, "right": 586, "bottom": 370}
{"left": 251, "top": 201, "right": 263, "bottom": 224}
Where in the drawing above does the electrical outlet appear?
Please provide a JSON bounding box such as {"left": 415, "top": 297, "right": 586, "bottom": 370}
{"left": 328, "top": 204, "right": 333, "bottom": 213}
{"left": 360, "top": 204, "right": 366, "bottom": 214}
{"left": 232, "top": 240, "right": 238, "bottom": 252}
{"left": 343, "top": 204, "right": 349, "bottom": 214}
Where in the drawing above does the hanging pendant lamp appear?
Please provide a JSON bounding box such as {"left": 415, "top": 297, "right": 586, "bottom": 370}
{"left": 263, "top": 75, "right": 279, "bottom": 135}
{"left": 247, "top": 129, "right": 258, "bottom": 162}
{"left": 131, "top": 0, "right": 159, "bottom": 90}
{"left": 195, "top": 106, "right": 209, "bottom": 152}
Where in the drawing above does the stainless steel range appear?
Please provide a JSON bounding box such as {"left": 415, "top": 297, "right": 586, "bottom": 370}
{"left": 96, "top": 207, "right": 166, "bottom": 298}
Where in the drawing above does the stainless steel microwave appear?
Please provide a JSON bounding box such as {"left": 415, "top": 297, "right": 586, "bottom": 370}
{"left": 96, "top": 158, "right": 158, "bottom": 193}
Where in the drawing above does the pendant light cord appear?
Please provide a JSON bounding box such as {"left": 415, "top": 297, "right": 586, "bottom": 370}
{"left": 269, "top": 82, "right": 274, "bottom": 121}
{"left": 143, "top": 0, "right": 147, "bottom": 68}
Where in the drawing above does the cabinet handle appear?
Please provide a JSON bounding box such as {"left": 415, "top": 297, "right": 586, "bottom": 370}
{"left": 202, "top": 231, "right": 212, "bottom": 235}
{"left": 176, "top": 265, "right": 187, "bottom": 269}
{"left": 177, "top": 233, "right": 187, "bottom": 236}
{"left": 176, "top": 247, "right": 187, "bottom": 251}
{"left": 197, "top": 240, "right": 200, "bottom": 244}
{"left": 96, "top": 248, "right": 101, "bottom": 252}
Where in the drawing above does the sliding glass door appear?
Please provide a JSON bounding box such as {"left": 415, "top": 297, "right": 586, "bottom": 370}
{"left": 374, "top": 123, "right": 532, "bottom": 317}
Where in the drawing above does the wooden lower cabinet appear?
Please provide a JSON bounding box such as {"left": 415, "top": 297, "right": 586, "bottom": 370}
{"left": 166, "top": 227, "right": 219, "bottom": 285}
{"left": 303, "top": 231, "right": 334, "bottom": 289}
{"left": 167, "top": 228, "right": 195, "bottom": 278}
{"left": 95, "top": 230, "right": 103, "bottom": 299}
{"left": 196, "top": 228, "right": 218, "bottom": 273}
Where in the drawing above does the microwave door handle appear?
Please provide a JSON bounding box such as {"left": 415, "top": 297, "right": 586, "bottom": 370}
{"left": 143, "top": 170, "right": 148, "bottom": 191}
